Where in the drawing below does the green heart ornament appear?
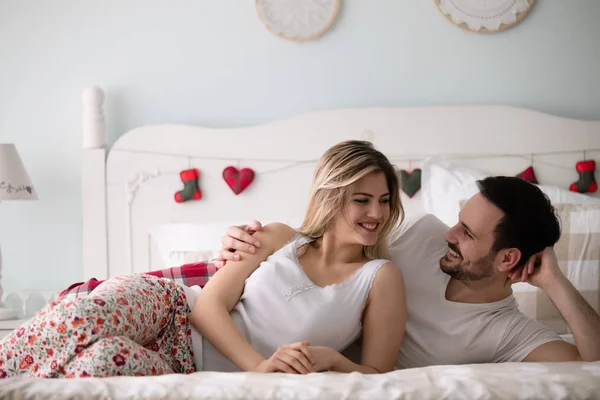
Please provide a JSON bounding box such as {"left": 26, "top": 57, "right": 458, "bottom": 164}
{"left": 400, "top": 169, "right": 422, "bottom": 198}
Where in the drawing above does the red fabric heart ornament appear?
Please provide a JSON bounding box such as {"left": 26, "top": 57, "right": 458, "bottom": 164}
{"left": 516, "top": 166, "right": 538, "bottom": 184}
{"left": 223, "top": 166, "right": 255, "bottom": 195}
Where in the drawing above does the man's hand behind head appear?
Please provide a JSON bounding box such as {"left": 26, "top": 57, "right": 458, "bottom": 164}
{"left": 508, "top": 247, "right": 561, "bottom": 290}
{"left": 215, "top": 221, "right": 264, "bottom": 268}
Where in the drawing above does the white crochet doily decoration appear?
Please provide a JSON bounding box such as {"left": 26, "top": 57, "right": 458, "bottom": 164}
{"left": 256, "top": 0, "right": 340, "bottom": 42}
{"left": 435, "top": 0, "right": 535, "bottom": 33}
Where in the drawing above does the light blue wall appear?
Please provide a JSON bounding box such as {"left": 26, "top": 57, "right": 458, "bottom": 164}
{"left": 1, "top": 1, "right": 599, "bottom": 293}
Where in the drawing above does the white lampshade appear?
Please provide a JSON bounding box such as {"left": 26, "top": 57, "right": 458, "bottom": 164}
{"left": 0, "top": 144, "right": 37, "bottom": 201}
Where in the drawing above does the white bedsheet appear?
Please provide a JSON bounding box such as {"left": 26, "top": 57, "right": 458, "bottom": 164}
{"left": 1, "top": 362, "right": 599, "bottom": 400}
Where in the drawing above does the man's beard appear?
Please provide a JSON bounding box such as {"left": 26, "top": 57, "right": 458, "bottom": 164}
{"left": 440, "top": 245, "right": 496, "bottom": 282}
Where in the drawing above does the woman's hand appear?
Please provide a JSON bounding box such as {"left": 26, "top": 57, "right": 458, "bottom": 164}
{"left": 253, "top": 342, "right": 315, "bottom": 374}
{"left": 308, "top": 346, "right": 340, "bottom": 372}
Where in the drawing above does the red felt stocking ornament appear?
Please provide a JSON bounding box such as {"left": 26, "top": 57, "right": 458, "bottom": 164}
{"left": 570, "top": 160, "right": 597, "bottom": 193}
{"left": 175, "top": 168, "right": 202, "bottom": 203}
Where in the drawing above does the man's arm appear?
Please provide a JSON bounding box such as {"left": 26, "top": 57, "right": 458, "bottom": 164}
{"left": 515, "top": 248, "right": 600, "bottom": 362}
{"left": 523, "top": 273, "right": 600, "bottom": 362}
{"left": 214, "top": 221, "right": 264, "bottom": 268}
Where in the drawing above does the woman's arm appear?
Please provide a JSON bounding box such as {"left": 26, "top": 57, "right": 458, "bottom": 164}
{"left": 190, "top": 223, "right": 296, "bottom": 371}
{"left": 329, "top": 263, "right": 406, "bottom": 374}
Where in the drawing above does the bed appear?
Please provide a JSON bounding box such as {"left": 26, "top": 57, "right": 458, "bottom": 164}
{"left": 1, "top": 86, "right": 600, "bottom": 399}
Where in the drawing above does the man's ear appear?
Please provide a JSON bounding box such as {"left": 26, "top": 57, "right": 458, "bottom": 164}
{"left": 496, "top": 248, "right": 522, "bottom": 272}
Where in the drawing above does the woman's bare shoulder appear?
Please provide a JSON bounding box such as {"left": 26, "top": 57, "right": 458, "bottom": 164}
{"left": 254, "top": 222, "right": 297, "bottom": 252}
{"left": 371, "top": 261, "right": 405, "bottom": 295}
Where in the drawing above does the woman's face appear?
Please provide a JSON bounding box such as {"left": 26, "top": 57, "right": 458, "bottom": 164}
{"left": 332, "top": 172, "right": 391, "bottom": 246}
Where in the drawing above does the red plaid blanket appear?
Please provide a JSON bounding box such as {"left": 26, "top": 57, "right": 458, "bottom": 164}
{"left": 58, "top": 262, "right": 219, "bottom": 301}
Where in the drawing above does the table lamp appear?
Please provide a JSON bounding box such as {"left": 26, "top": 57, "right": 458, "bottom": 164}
{"left": 0, "top": 144, "right": 37, "bottom": 320}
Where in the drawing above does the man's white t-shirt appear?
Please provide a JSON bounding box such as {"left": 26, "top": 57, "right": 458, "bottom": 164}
{"left": 378, "top": 214, "right": 562, "bottom": 369}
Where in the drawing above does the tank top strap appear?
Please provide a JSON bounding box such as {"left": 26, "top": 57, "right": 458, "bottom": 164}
{"left": 352, "top": 259, "right": 391, "bottom": 292}
{"left": 283, "top": 234, "right": 314, "bottom": 257}
{"left": 363, "top": 259, "right": 391, "bottom": 273}
{"left": 291, "top": 234, "right": 314, "bottom": 248}
{"left": 273, "top": 234, "right": 313, "bottom": 263}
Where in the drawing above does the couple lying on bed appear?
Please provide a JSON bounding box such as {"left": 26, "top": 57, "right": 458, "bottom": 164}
{"left": 1, "top": 140, "right": 599, "bottom": 378}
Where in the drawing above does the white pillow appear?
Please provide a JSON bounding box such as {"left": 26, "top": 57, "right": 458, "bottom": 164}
{"left": 421, "top": 158, "right": 487, "bottom": 227}
{"left": 422, "top": 158, "right": 600, "bottom": 227}
{"left": 150, "top": 222, "right": 237, "bottom": 267}
{"left": 168, "top": 250, "right": 215, "bottom": 266}
{"left": 150, "top": 218, "right": 306, "bottom": 267}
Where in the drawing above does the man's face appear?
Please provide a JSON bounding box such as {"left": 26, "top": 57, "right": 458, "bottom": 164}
{"left": 440, "top": 193, "right": 504, "bottom": 281}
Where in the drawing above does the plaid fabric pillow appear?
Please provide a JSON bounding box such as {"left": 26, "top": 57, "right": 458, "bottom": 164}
{"left": 512, "top": 203, "right": 600, "bottom": 334}
{"left": 58, "top": 262, "right": 219, "bottom": 302}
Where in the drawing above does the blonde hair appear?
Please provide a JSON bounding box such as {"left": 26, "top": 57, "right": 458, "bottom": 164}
{"left": 297, "top": 140, "right": 404, "bottom": 259}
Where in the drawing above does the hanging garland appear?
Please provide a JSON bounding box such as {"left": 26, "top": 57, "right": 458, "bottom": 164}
{"left": 111, "top": 148, "right": 599, "bottom": 201}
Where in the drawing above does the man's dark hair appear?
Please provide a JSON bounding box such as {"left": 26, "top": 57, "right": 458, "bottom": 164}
{"left": 476, "top": 176, "right": 561, "bottom": 268}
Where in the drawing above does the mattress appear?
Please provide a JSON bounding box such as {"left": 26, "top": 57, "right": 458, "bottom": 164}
{"left": 1, "top": 361, "right": 599, "bottom": 400}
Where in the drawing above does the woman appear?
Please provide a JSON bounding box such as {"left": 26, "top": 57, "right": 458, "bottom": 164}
{"left": 192, "top": 140, "right": 406, "bottom": 374}
{"left": 0, "top": 140, "right": 406, "bottom": 378}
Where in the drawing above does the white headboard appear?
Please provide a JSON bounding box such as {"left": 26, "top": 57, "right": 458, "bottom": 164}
{"left": 81, "top": 86, "right": 600, "bottom": 281}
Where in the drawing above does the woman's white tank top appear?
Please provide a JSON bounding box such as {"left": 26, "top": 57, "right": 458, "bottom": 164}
{"left": 186, "top": 235, "right": 389, "bottom": 372}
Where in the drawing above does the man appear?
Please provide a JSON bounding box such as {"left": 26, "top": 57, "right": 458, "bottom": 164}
{"left": 216, "top": 176, "right": 600, "bottom": 368}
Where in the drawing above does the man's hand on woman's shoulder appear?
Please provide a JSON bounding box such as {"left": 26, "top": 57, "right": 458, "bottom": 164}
{"left": 215, "top": 220, "right": 264, "bottom": 268}
{"left": 216, "top": 220, "right": 295, "bottom": 268}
